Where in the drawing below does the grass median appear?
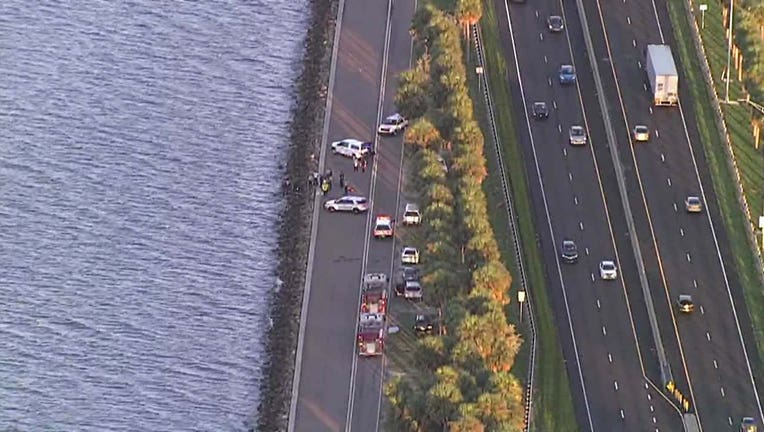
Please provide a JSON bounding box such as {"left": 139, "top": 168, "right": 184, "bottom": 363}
{"left": 465, "top": 1, "right": 579, "bottom": 431}
{"left": 667, "top": 0, "right": 764, "bottom": 372}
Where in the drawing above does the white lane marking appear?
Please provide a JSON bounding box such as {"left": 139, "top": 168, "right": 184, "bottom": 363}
{"left": 667, "top": 178, "right": 671, "bottom": 187}
{"left": 687, "top": 253, "right": 691, "bottom": 262}
{"left": 568, "top": 172, "right": 573, "bottom": 181}
{"left": 649, "top": 106, "right": 653, "bottom": 114}
{"left": 288, "top": 0, "right": 348, "bottom": 426}
{"left": 707, "top": 332, "right": 711, "bottom": 341}
{"left": 553, "top": 100, "right": 558, "bottom": 109}
{"left": 700, "top": 305, "right": 705, "bottom": 315}
{"left": 373, "top": 3, "right": 417, "bottom": 431}
{"left": 574, "top": 196, "right": 579, "bottom": 205}
{"left": 680, "top": 228, "right": 684, "bottom": 237}
{"left": 346, "top": 0, "right": 394, "bottom": 429}
{"left": 504, "top": 1, "right": 598, "bottom": 429}
{"left": 660, "top": 153, "right": 665, "bottom": 162}
{"left": 544, "top": 55, "right": 548, "bottom": 63}
{"left": 548, "top": 77, "right": 552, "bottom": 86}
{"left": 614, "top": 381, "right": 619, "bottom": 391}
{"left": 558, "top": 124, "right": 563, "bottom": 133}
{"left": 655, "top": 129, "right": 660, "bottom": 138}
{"left": 591, "top": 273, "right": 596, "bottom": 282}
{"left": 627, "top": 17, "right": 631, "bottom": 25}
{"left": 579, "top": 222, "right": 584, "bottom": 231}
{"left": 563, "top": 147, "right": 568, "bottom": 157}
{"left": 721, "top": 387, "right": 726, "bottom": 398}
{"left": 632, "top": 39, "right": 636, "bottom": 47}
{"left": 608, "top": 353, "right": 613, "bottom": 363}
{"left": 637, "top": 61, "right": 642, "bottom": 69}
{"left": 693, "top": 279, "right": 698, "bottom": 288}
{"left": 597, "top": 298, "right": 601, "bottom": 308}
{"left": 714, "top": 359, "right": 718, "bottom": 369}
{"left": 585, "top": 247, "right": 590, "bottom": 256}
{"left": 602, "top": 326, "right": 607, "bottom": 336}
{"left": 620, "top": 409, "right": 625, "bottom": 419}
{"left": 539, "top": 33, "right": 544, "bottom": 41}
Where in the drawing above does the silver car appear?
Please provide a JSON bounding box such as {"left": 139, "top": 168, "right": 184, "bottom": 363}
{"left": 569, "top": 126, "right": 587, "bottom": 145}
{"left": 323, "top": 195, "right": 369, "bottom": 213}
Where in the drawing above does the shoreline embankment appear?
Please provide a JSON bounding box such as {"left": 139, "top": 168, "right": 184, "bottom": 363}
{"left": 253, "top": 0, "right": 339, "bottom": 430}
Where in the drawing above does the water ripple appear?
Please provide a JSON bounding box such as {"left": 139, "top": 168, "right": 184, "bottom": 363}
{"left": 0, "top": 1, "right": 308, "bottom": 430}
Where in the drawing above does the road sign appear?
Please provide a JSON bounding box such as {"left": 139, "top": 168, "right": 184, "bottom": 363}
{"left": 699, "top": 3, "right": 708, "bottom": 10}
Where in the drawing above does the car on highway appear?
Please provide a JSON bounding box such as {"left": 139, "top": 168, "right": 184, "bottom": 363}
{"left": 547, "top": 15, "right": 564, "bottom": 32}
{"left": 414, "top": 314, "right": 436, "bottom": 335}
{"left": 377, "top": 113, "right": 408, "bottom": 136}
{"left": 331, "top": 138, "right": 369, "bottom": 159}
{"left": 323, "top": 196, "right": 369, "bottom": 213}
{"left": 633, "top": 125, "right": 650, "bottom": 142}
{"left": 402, "top": 203, "right": 421, "bottom": 225}
{"left": 561, "top": 239, "right": 579, "bottom": 263}
{"left": 357, "top": 313, "right": 385, "bottom": 357}
{"left": 677, "top": 294, "right": 694, "bottom": 313}
{"left": 741, "top": 417, "right": 758, "bottom": 432}
{"left": 532, "top": 102, "right": 549, "bottom": 120}
{"left": 373, "top": 215, "right": 394, "bottom": 238}
{"left": 599, "top": 260, "right": 618, "bottom": 280}
{"left": 401, "top": 246, "right": 420, "bottom": 264}
{"left": 395, "top": 266, "right": 420, "bottom": 293}
{"left": 362, "top": 273, "right": 389, "bottom": 316}
{"left": 559, "top": 64, "right": 576, "bottom": 84}
{"left": 399, "top": 280, "right": 423, "bottom": 301}
{"left": 569, "top": 125, "right": 587, "bottom": 146}
{"left": 685, "top": 196, "right": 703, "bottom": 213}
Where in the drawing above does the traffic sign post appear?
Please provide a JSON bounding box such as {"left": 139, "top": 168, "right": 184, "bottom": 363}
{"left": 699, "top": 4, "right": 708, "bottom": 29}
{"left": 518, "top": 290, "right": 526, "bottom": 323}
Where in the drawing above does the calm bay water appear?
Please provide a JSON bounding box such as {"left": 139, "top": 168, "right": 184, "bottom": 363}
{"left": 0, "top": 1, "right": 308, "bottom": 430}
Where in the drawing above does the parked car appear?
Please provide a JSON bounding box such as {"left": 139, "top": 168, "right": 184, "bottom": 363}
{"left": 401, "top": 246, "right": 420, "bottom": 264}
{"left": 331, "top": 138, "right": 369, "bottom": 159}
{"left": 323, "top": 196, "right": 369, "bottom": 213}
{"left": 395, "top": 266, "right": 420, "bottom": 295}
{"left": 414, "top": 314, "right": 436, "bottom": 335}
{"left": 402, "top": 203, "right": 421, "bottom": 225}
{"left": 377, "top": 113, "right": 409, "bottom": 136}
{"left": 373, "top": 215, "right": 394, "bottom": 238}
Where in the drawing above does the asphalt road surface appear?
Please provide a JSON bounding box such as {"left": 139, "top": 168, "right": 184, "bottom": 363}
{"left": 576, "top": 0, "right": 764, "bottom": 428}
{"left": 289, "top": 0, "right": 414, "bottom": 431}
{"left": 497, "top": 0, "right": 684, "bottom": 429}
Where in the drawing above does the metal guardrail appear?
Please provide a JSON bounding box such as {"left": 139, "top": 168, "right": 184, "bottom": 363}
{"left": 680, "top": 0, "right": 764, "bottom": 283}
{"left": 471, "top": 23, "right": 538, "bottom": 432}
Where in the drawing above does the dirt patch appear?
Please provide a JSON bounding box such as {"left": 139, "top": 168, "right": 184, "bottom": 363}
{"left": 253, "top": 0, "right": 339, "bottom": 430}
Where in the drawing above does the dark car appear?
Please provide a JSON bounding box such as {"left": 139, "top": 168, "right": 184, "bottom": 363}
{"left": 395, "top": 266, "right": 421, "bottom": 295}
{"left": 547, "top": 15, "right": 564, "bottom": 32}
{"left": 677, "top": 295, "right": 694, "bottom": 313}
{"left": 561, "top": 239, "right": 578, "bottom": 263}
{"left": 413, "top": 314, "right": 435, "bottom": 336}
{"left": 532, "top": 102, "right": 549, "bottom": 120}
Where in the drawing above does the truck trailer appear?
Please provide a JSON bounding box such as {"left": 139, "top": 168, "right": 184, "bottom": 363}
{"left": 645, "top": 44, "right": 679, "bottom": 106}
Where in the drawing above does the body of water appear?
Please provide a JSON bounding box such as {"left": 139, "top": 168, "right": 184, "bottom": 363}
{"left": 0, "top": 1, "right": 308, "bottom": 430}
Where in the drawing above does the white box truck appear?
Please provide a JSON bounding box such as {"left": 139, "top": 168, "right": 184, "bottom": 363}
{"left": 645, "top": 44, "right": 679, "bottom": 106}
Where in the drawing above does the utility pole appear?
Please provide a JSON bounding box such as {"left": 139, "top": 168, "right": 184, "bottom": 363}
{"left": 725, "top": 0, "right": 734, "bottom": 102}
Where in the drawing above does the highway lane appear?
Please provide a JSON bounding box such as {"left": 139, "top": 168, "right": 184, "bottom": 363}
{"left": 346, "top": 0, "right": 415, "bottom": 431}
{"left": 289, "top": 0, "right": 391, "bottom": 430}
{"left": 580, "top": 0, "right": 764, "bottom": 427}
{"left": 499, "top": 0, "right": 682, "bottom": 429}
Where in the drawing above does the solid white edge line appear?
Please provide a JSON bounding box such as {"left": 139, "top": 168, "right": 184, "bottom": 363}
{"left": 503, "top": 1, "right": 596, "bottom": 430}
{"left": 288, "top": 0, "right": 347, "bottom": 429}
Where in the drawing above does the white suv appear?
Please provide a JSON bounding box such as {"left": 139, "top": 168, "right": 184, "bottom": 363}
{"left": 324, "top": 196, "right": 369, "bottom": 213}
{"left": 599, "top": 260, "right": 618, "bottom": 280}
{"left": 331, "top": 138, "right": 369, "bottom": 159}
{"left": 402, "top": 203, "right": 421, "bottom": 225}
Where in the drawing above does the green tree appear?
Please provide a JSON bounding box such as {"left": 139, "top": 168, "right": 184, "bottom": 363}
{"left": 455, "top": 0, "right": 483, "bottom": 39}
{"left": 396, "top": 57, "right": 431, "bottom": 120}
{"left": 450, "top": 414, "right": 486, "bottom": 432}
{"left": 471, "top": 260, "right": 512, "bottom": 305}
{"left": 424, "top": 366, "right": 465, "bottom": 429}
{"left": 475, "top": 372, "right": 525, "bottom": 431}
{"left": 405, "top": 117, "right": 441, "bottom": 149}
{"left": 452, "top": 305, "right": 523, "bottom": 373}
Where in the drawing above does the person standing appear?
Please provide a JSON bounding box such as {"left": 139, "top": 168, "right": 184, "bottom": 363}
{"left": 339, "top": 171, "right": 345, "bottom": 188}
{"left": 321, "top": 179, "right": 330, "bottom": 195}
{"left": 361, "top": 157, "right": 368, "bottom": 173}
{"left": 353, "top": 156, "right": 359, "bottom": 172}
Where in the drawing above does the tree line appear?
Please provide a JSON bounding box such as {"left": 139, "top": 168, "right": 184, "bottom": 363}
{"left": 384, "top": 2, "right": 526, "bottom": 431}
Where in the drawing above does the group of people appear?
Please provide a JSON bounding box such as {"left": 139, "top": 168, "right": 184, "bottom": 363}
{"left": 309, "top": 147, "right": 375, "bottom": 196}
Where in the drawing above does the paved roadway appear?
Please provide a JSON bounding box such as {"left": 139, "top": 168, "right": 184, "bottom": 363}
{"left": 289, "top": 0, "right": 414, "bottom": 430}
{"left": 497, "top": 0, "right": 682, "bottom": 430}
{"left": 577, "top": 0, "right": 764, "bottom": 428}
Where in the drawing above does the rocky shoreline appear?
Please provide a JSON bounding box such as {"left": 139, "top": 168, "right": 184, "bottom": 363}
{"left": 252, "top": 0, "right": 339, "bottom": 431}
